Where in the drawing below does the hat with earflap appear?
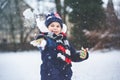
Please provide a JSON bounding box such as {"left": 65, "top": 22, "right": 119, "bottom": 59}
{"left": 36, "top": 12, "right": 67, "bottom": 33}
{"left": 45, "top": 12, "right": 63, "bottom": 28}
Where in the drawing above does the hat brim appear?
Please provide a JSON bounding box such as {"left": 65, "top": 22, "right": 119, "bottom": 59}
{"left": 36, "top": 19, "right": 67, "bottom": 33}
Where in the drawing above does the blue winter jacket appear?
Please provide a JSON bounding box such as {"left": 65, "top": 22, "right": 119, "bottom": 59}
{"left": 37, "top": 33, "right": 89, "bottom": 80}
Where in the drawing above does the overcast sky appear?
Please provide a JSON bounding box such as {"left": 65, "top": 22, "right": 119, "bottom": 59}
{"left": 102, "top": 0, "right": 120, "bottom": 10}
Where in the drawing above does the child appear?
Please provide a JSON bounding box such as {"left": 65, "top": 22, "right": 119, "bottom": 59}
{"left": 30, "top": 12, "right": 89, "bottom": 80}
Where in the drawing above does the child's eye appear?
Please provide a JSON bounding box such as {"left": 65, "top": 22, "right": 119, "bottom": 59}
{"left": 51, "top": 25, "right": 54, "bottom": 27}
{"left": 57, "top": 25, "right": 60, "bottom": 28}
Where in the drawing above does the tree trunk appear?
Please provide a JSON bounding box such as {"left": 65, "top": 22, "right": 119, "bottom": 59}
{"left": 14, "top": 0, "right": 24, "bottom": 44}
{"left": 55, "top": 0, "right": 62, "bottom": 15}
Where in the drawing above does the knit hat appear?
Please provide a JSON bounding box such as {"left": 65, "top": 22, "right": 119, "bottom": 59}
{"left": 45, "top": 12, "right": 63, "bottom": 28}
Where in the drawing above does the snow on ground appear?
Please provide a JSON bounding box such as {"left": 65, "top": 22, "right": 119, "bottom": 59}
{"left": 0, "top": 51, "right": 41, "bottom": 80}
{"left": 0, "top": 50, "right": 120, "bottom": 80}
{"left": 72, "top": 50, "right": 120, "bottom": 80}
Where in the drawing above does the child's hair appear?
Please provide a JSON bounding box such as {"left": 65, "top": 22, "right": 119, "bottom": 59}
{"left": 45, "top": 12, "right": 63, "bottom": 28}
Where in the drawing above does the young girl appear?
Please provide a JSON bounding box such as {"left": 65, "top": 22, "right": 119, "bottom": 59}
{"left": 30, "top": 12, "right": 89, "bottom": 80}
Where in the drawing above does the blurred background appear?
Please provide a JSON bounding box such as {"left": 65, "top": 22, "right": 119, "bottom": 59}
{"left": 0, "top": 1, "right": 120, "bottom": 80}
{"left": 0, "top": 0, "right": 120, "bottom": 51}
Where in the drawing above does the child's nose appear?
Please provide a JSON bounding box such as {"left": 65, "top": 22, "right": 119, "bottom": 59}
{"left": 54, "top": 26, "right": 57, "bottom": 29}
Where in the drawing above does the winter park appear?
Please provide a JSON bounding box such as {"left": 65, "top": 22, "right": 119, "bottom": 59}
{"left": 0, "top": 0, "right": 120, "bottom": 80}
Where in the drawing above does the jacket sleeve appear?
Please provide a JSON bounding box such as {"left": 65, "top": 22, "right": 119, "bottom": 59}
{"left": 70, "top": 45, "right": 89, "bottom": 62}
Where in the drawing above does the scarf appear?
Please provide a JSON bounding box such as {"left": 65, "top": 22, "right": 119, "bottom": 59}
{"left": 43, "top": 32, "right": 72, "bottom": 64}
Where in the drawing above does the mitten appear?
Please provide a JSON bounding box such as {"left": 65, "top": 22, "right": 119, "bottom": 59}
{"left": 79, "top": 47, "right": 88, "bottom": 59}
{"left": 30, "top": 38, "right": 43, "bottom": 46}
{"left": 30, "top": 34, "right": 47, "bottom": 50}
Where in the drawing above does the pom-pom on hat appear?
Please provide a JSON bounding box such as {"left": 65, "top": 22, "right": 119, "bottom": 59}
{"left": 45, "top": 12, "right": 63, "bottom": 28}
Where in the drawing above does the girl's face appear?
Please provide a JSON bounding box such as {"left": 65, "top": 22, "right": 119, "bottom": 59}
{"left": 48, "top": 22, "right": 62, "bottom": 35}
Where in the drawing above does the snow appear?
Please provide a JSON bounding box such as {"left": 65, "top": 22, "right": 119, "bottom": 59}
{"left": 72, "top": 50, "right": 120, "bottom": 80}
{"left": 0, "top": 50, "right": 120, "bottom": 80}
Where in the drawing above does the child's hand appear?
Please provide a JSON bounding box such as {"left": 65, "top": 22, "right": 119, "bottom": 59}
{"left": 79, "top": 47, "right": 88, "bottom": 59}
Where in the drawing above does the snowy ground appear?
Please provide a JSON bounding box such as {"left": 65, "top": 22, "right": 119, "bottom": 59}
{"left": 0, "top": 50, "right": 120, "bottom": 80}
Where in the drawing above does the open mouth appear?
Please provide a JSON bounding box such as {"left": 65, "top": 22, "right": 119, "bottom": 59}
{"left": 52, "top": 31, "right": 57, "bottom": 33}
